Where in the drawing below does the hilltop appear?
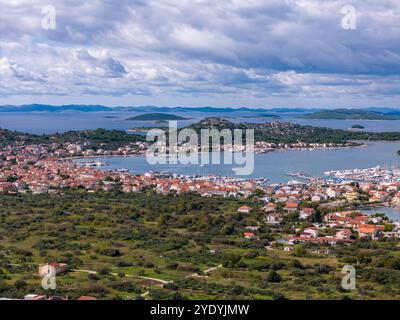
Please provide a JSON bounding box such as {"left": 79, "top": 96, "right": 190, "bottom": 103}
{"left": 187, "top": 117, "right": 238, "bottom": 131}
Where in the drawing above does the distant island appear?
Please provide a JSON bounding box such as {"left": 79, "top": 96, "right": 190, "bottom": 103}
{"left": 126, "top": 113, "right": 190, "bottom": 121}
{"left": 351, "top": 124, "right": 365, "bottom": 129}
{"left": 243, "top": 114, "right": 280, "bottom": 119}
{"left": 300, "top": 109, "right": 400, "bottom": 120}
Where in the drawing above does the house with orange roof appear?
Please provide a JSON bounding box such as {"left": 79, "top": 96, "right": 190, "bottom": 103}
{"left": 358, "top": 226, "right": 376, "bottom": 238}
{"left": 238, "top": 205, "right": 252, "bottom": 214}
{"left": 357, "top": 224, "right": 384, "bottom": 239}
{"left": 285, "top": 202, "right": 299, "bottom": 212}
{"left": 243, "top": 232, "right": 255, "bottom": 239}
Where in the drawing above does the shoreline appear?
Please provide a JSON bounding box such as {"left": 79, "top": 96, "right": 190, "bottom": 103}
{"left": 63, "top": 154, "right": 144, "bottom": 161}
{"left": 64, "top": 142, "right": 368, "bottom": 161}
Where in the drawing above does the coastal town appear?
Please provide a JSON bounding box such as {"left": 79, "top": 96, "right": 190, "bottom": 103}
{"left": 1, "top": 140, "right": 400, "bottom": 246}
{"left": 3, "top": 0, "right": 400, "bottom": 306}
{"left": 1, "top": 126, "right": 400, "bottom": 301}
{"left": 2, "top": 127, "right": 400, "bottom": 301}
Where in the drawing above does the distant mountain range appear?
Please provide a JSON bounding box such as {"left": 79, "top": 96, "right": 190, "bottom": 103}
{"left": 0, "top": 104, "right": 317, "bottom": 113}
{"left": 0, "top": 105, "right": 399, "bottom": 116}
{"left": 0, "top": 104, "right": 112, "bottom": 112}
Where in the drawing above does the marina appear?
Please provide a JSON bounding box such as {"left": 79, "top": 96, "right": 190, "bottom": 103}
{"left": 75, "top": 141, "right": 400, "bottom": 183}
{"left": 325, "top": 166, "right": 400, "bottom": 183}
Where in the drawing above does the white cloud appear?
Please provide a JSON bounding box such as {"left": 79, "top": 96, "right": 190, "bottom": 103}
{"left": 0, "top": 0, "right": 399, "bottom": 106}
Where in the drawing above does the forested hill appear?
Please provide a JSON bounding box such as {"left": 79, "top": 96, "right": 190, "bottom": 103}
{"left": 0, "top": 128, "right": 48, "bottom": 146}
{"left": 0, "top": 128, "right": 146, "bottom": 149}
{"left": 187, "top": 117, "right": 400, "bottom": 144}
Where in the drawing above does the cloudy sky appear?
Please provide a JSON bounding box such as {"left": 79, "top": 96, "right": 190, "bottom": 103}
{"left": 0, "top": 0, "right": 399, "bottom": 108}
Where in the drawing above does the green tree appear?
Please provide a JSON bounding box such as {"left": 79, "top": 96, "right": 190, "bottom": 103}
{"left": 266, "top": 270, "right": 282, "bottom": 283}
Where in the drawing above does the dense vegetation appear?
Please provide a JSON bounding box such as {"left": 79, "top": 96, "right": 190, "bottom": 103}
{"left": 187, "top": 118, "right": 400, "bottom": 144}
{"left": 1, "top": 191, "right": 400, "bottom": 300}
{"left": 0, "top": 128, "right": 50, "bottom": 147}
{"left": 0, "top": 128, "right": 146, "bottom": 149}
{"left": 50, "top": 129, "right": 146, "bottom": 149}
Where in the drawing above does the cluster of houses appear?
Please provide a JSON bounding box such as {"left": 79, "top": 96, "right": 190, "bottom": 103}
{"left": 254, "top": 140, "right": 357, "bottom": 154}
{"left": 241, "top": 199, "right": 400, "bottom": 245}
{"left": 50, "top": 141, "right": 148, "bottom": 158}
{"left": 0, "top": 143, "right": 264, "bottom": 196}
{"left": 2, "top": 141, "right": 400, "bottom": 208}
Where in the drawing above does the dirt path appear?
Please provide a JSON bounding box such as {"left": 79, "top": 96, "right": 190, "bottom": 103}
{"left": 185, "top": 264, "right": 223, "bottom": 278}
{"left": 71, "top": 269, "right": 170, "bottom": 285}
